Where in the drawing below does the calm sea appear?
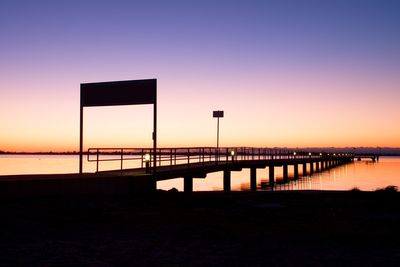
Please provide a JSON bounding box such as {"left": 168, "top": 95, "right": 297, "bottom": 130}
{"left": 1, "top": 154, "right": 399, "bottom": 191}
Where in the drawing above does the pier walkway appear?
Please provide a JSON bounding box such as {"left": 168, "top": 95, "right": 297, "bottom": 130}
{"left": 0, "top": 148, "right": 354, "bottom": 197}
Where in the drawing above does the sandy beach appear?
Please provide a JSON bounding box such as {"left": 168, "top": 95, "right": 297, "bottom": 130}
{"left": 1, "top": 190, "right": 400, "bottom": 266}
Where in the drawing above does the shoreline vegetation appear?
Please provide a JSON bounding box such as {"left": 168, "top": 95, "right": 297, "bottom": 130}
{"left": 1, "top": 189, "right": 400, "bottom": 266}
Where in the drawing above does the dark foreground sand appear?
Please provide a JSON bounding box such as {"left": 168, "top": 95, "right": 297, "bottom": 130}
{"left": 1, "top": 190, "right": 400, "bottom": 266}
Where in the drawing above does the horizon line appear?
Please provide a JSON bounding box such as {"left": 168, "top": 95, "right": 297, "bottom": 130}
{"left": 2, "top": 146, "right": 400, "bottom": 155}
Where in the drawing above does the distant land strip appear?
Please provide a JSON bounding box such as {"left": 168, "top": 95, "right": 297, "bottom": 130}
{"left": 1, "top": 147, "right": 400, "bottom": 156}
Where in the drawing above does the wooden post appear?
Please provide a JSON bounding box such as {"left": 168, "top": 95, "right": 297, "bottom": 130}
{"left": 223, "top": 170, "right": 231, "bottom": 191}
{"left": 303, "top": 163, "right": 307, "bottom": 176}
{"left": 294, "top": 164, "right": 298, "bottom": 179}
{"left": 184, "top": 176, "right": 193, "bottom": 193}
{"left": 283, "top": 163, "right": 288, "bottom": 183}
{"left": 250, "top": 167, "right": 257, "bottom": 191}
{"left": 269, "top": 163, "right": 275, "bottom": 187}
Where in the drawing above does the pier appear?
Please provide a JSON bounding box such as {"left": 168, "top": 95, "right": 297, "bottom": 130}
{"left": 0, "top": 148, "right": 354, "bottom": 197}
{"left": 354, "top": 153, "right": 380, "bottom": 162}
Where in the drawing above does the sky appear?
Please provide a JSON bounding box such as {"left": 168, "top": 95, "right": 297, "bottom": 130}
{"left": 1, "top": 0, "right": 399, "bottom": 152}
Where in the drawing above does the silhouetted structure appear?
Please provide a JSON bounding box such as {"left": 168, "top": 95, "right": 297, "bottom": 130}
{"left": 0, "top": 148, "right": 354, "bottom": 197}
{"left": 79, "top": 79, "right": 157, "bottom": 181}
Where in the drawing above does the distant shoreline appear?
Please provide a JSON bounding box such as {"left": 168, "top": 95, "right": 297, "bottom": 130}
{"left": 0, "top": 151, "right": 78, "bottom": 155}
{"left": 2, "top": 147, "right": 400, "bottom": 156}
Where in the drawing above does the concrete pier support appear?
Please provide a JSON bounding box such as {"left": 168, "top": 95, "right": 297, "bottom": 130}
{"left": 283, "top": 163, "right": 288, "bottom": 183}
{"left": 184, "top": 176, "right": 193, "bottom": 192}
{"left": 223, "top": 170, "right": 231, "bottom": 192}
{"left": 316, "top": 161, "right": 320, "bottom": 172}
{"left": 303, "top": 163, "right": 307, "bottom": 176}
{"left": 250, "top": 167, "right": 257, "bottom": 191}
{"left": 269, "top": 163, "right": 275, "bottom": 187}
{"left": 294, "top": 164, "right": 299, "bottom": 179}
{"left": 309, "top": 162, "right": 314, "bottom": 175}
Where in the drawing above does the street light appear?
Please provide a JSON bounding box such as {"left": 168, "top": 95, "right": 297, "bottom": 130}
{"left": 213, "top": 110, "right": 224, "bottom": 149}
{"left": 230, "top": 149, "right": 235, "bottom": 161}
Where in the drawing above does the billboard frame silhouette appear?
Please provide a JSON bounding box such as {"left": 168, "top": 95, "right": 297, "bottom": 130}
{"left": 79, "top": 79, "right": 157, "bottom": 176}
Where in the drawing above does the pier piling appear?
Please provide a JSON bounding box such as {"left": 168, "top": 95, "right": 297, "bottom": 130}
{"left": 269, "top": 163, "right": 275, "bottom": 187}
{"left": 250, "top": 168, "right": 257, "bottom": 191}
{"left": 294, "top": 164, "right": 299, "bottom": 179}
{"left": 223, "top": 170, "right": 231, "bottom": 192}
{"left": 283, "top": 163, "right": 289, "bottom": 183}
{"left": 303, "top": 163, "right": 307, "bottom": 176}
{"left": 184, "top": 176, "right": 193, "bottom": 193}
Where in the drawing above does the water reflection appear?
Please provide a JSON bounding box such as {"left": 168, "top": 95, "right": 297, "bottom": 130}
{"left": 158, "top": 157, "right": 400, "bottom": 192}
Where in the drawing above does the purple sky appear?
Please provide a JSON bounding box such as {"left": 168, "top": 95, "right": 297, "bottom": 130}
{"left": 1, "top": 0, "right": 400, "bottom": 151}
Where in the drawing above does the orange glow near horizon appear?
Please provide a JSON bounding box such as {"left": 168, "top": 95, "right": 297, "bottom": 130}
{"left": 1, "top": 80, "right": 400, "bottom": 153}
{"left": 2, "top": 79, "right": 400, "bottom": 152}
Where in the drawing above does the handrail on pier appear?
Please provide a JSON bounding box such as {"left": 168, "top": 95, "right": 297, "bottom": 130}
{"left": 86, "top": 147, "right": 354, "bottom": 173}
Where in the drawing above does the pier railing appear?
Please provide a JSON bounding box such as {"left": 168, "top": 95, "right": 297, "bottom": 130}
{"left": 87, "top": 147, "right": 353, "bottom": 173}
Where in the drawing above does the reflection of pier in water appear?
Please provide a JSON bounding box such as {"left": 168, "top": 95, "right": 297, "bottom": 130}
{"left": 259, "top": 176, "right": 325, "bottom": 191}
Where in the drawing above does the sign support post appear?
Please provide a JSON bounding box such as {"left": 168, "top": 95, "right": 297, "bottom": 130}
{"left": 213, "top": 110, "right": 224, "bottom": 160}
{"left": 79, "top": 94, "right": 83, "bottom": 174}
{"left": 153, "top": 80, "right": 157, "bottom": 177}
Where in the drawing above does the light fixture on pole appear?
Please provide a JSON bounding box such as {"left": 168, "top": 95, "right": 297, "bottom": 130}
{"left": 213, "top": 110, "right": 224, "bottom": 149}
{"left": 230, "top": 149, "right": 235, "bottom": 162}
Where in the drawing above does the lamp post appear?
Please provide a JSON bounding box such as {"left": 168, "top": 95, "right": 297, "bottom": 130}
{"left": 230, "top": 149, "right": 235, "bottom": 162}
{"left": 213, "top": 110, "right": 224, "bottom": 150}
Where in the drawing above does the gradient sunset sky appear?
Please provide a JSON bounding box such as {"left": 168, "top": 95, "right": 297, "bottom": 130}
{"left": 1, "top": 0, "right": 399, "bottom": 152}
